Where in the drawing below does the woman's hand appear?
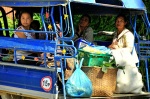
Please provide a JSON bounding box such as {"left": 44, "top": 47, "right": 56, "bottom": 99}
{"left": 108, "top": 41, "right": 119, "bottom": 49}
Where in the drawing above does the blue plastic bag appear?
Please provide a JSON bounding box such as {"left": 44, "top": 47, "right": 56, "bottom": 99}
{"left": 65, "top": 58, "right": 93, "bottom": 97}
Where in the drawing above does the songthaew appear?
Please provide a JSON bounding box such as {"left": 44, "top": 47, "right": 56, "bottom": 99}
{"left": 0, "top": 0, "right": 149, "bottom": 99}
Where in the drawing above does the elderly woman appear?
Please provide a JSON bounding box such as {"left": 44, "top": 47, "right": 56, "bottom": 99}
{"left": 109, "top": 14, "right": 143, "bottom": 94}
{"left": 108, "top": 14, "right": 138, "bottom": 63}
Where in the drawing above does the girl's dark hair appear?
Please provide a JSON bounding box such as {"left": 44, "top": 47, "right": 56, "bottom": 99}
{"left": 17, "top": 10, "right": 33, "bottom": 27}
{"left": 80, "top": 14, "right": 91, "bottom": 23}
{"left": 115, "top": 13, "right": 127, "bottom": 22}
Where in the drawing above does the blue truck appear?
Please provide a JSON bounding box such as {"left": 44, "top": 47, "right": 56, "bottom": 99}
{"left": 0, "top": 0, "right": 150, "bottom": 99}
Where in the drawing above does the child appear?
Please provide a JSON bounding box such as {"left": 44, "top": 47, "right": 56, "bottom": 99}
{"left": 14, "top": 10, "right": 38, "bottom": 65}
{"left": 30, "top": 20, "right": 41, "bottom": 39}
{"left": 14, "top": 10, "right": 35, "bottom": 39}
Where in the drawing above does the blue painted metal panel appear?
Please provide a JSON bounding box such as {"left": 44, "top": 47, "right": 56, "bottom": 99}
{"left": 0, "top": 65, "right": 57, "bottom": 93}
{"left": 122, "top": 0, "right": 146, "bottom": 10}
{"left": 0, "top": 37, "right": 56, "bottom": 52}
{"left": 0, "top": 0, "right": 67, "bottom": 7}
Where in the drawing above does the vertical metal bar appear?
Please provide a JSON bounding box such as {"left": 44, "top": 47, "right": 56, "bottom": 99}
{"left": 62, "top": 6, "right": 67, "bottom": 33}
{"left": 130, "top": 15, "right": 139, "bottom": 41}
{"left": 41, "top": 7, "right": 48, "bottom": 67}
{"left": 60, "top": 58, "right": 66, "bottom": 99}
{"left": 14, "top": 49, "right": 17, "bottom": 64}
{"left": 63, "top": 6, "right": 70, "bottom": 37}
{"left": 51, "top": 7, "right": 57, "bottom": 36}
{"left": 40, "top": 7, "right": 48, "bottom": 40}
{"left": 68, "top": 2, "right": 75, "bottom": 39}
{"left": 144, "top": 12, "right": 150, "bottom": 29}
{"left": 130, "top": 15, "right": 140, "bottom": 67}
{"left": 145, "top": 59, "right": 150, "bottom": 92}
{"left": 50, "top": 6, "right": 58, "bottom": 58}
{"left": 59, "top": 6, "right": 63, "bottom": 37}
{"left": 144, "top": 12, "right": 150, "bottom": 38}
{"left": 141, "top": 15, "right": 149, "bottom": 36}
{"left": 12, "top": 9, "right": 15, "bottom": 29}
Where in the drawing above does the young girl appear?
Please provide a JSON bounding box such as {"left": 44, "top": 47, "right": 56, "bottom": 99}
{"left": 14, "top": 10, "right": 37, "bottom": 65}
{"left": 14, "top": 10, "right": 35, "bottom": 39}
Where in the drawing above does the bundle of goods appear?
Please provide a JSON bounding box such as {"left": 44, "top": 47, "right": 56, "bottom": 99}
{"left": 78, "top": 45, "right": 118, "bottom": 97}
{"left": 78, "top": 45, "right": 112, "bottom": 67}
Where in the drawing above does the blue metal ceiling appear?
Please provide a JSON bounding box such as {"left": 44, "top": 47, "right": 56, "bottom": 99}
{"left": 0, "top": 0, "right": 146, "bottom": 10}
{"left": 122, "top": 0, "right": 146, "bottom": 10}
{"left": 0, "top": 0, "right": 146, "bottom": 15}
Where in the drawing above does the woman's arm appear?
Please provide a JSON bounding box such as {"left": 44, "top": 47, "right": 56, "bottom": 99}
{"left": 84, "top": 27, "right": 93, "bottom": 42}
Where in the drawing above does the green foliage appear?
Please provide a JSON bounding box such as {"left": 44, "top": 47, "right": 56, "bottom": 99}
{"left": 73, "top": 15, "right": 116, "bottom": 41}
{"left": 92, "top": 16, "right": 116, "bottom": 32}
{"left": 33, "top": 13, "right": 42, "bottom": 28}
{"left": 143, "top": 0, "right": 150, "bottom": 14}
{"left": 73, "top": 15, "right": 116, "bottom": 33}
{"left": 0, "top": 12, "right": 14, "bottom": 37}
{"left": 101, "top": 59, "right": 125, "bottom": 73}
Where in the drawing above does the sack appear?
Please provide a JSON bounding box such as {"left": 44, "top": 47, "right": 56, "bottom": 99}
{"left": 65, "top": 58, "right": 93, "bottom": 97}
{"left": 111, "top": 48, "right": 143, "bottom": 93}
{"left": 115, "top": 65, "right": 143, "bottom": 94}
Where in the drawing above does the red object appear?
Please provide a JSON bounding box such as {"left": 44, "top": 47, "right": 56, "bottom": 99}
{"left": 46, "top": 12, "right": 49, "bottom": 18}
{"left": 34, "top": 57, "right": 39, "bottom": 61}
{"left": 41, "top": 76, "right": 52, "bottom": 92}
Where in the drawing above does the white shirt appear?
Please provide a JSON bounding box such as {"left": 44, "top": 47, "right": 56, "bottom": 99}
{"left": 14, "top": 26, "right": 34, "bottom": 60}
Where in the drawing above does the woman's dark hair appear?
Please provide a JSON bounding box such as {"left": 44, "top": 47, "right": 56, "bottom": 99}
{"left": 80, "top": 14, "right": 91, "bottom": 23}
{"left": 17, "top": 10, "right": 33, "bottom": 27}
{"left": 115, "top": 13, "right": 129, "bottom": 28}
{"left": 115, "top": 13, "right": 127, "bottom": 23}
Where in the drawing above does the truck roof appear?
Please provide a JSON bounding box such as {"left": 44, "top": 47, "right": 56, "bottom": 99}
{"left": 0, "top": 0, "right": 146, "bottom": 15}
